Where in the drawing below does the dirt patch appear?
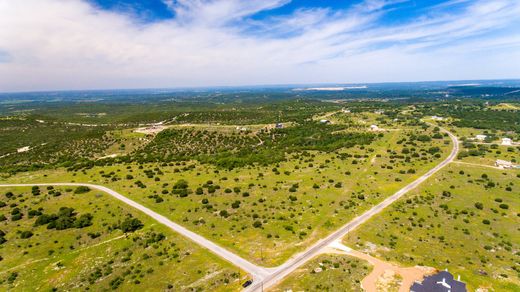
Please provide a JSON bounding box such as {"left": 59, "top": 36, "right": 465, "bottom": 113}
{"left": 326, "top": 243, "right": 435, "bottom": 292}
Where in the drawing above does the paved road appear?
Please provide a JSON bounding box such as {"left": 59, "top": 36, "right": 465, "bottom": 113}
{"left": 0, "top": 182, "right": 271, "bottom": 280}
{"left": 1, "top": 125, "right": 458, "bottom": 291}
{"left": 246, "top": 125, "right": 459, "bottom": 291}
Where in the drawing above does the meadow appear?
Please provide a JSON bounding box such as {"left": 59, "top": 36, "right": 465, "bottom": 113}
{"left": 344, "top": 164, "right": 520, "bottom": 290}
{"left": 0, "top": 186, "right": 244, "bottom": 291}
{"left": 2, "top": 118, "right": 452, "bottom": 266}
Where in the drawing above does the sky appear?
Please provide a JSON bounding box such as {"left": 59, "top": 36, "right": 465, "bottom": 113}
{"left": 0, "top": 0, "right": 519, "bottom": 92}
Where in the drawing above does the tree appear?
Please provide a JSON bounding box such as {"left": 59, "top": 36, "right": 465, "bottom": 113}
{"left": 474, "top": 202, "right": 484, "bottom": 210}
{"left": 120, "top": 218, "right": 143, "bottom": 233}
{"left": 253, "top": 221, "right": 262, "bottom": 228}
{"left": 74, "top": 213, "right": 93, "bottom": 228}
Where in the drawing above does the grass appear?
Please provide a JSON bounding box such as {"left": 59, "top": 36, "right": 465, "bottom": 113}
{"left": 344, "top": 164, "right": 520, "bottom": 291}
{"left": 1, "top": 123, "right": 452, "bottom": 266}
{"left": 271, "top": 254, "right": 371, "bottom": 291}
{"left": 0, "top": 186, "right": 244, "bottom": 291}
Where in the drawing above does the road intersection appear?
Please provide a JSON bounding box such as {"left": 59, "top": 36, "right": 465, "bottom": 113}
{"left": 0, "top": 125, "right": 459, "bottom": 291}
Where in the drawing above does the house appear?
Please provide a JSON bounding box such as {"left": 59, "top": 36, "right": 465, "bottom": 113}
{"left": 411, "top": 271, "right": 466, "bottom": 292}
{"left": 320, "top": 119, "right": 330, "bottom": 124}
{"left": 501, "top": 138, "right": 513, "bottom": 146}
{"left": 431, "top": 115, "right": 444, "bottom": 121}
{"left": 496, "top": 159, "right": 514, "bottom": 169}
{"left": 475, "top": 134, "right": 487, "bottom": 141}
{"left": 374, "top": 110, "right": 384, "bottom": 114}
{"left": 342, "top": 108, "right": 351, "bottom": 113}
{"left": 17, "top": 146, "right": 30, "bottom": 153}
{"left": 370, "top": 125, "right": 379, "bottom": 131}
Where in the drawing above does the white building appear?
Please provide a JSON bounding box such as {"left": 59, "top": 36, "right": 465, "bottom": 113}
{"left": 320, "top": 119, "right": 330, "bottom": 124}
{"left": 17, "top": 146, "right": 30, "bottom": 153}
{"left": 342, "top": 108, "right": 351, "bottom": 113}
{"left": 496, "top": 159, "right": 513, "bottom": 169}
{"left": 431, "top": 115, "right": 444, "bottom": 121}
{"left": 370, "top": 125, "right": 379, "bottom": 131}
{"left": 475, "top": 134, "right": 487, "bottom": 141}
{"left": 501, "top": 138, "right": 513, "bottom": 146}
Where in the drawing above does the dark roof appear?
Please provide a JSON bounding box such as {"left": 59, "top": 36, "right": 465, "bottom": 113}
{"left": 410, "top": 271, "right": 467, "bottom": 292}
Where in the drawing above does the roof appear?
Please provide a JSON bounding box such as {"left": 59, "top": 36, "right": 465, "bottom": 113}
{"left": 411, "top": 271, "right": 466, "bottom": 292}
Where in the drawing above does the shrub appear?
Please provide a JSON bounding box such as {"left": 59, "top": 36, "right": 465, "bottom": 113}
{"left": 20, "top": 230, "right": 34, "bottom": 239}
{"left": 74, "top": 213, "right": 93, "bottom": 228}
{"left": 120, "top": 218, "right": 143, "bottom": 233}
{"left": 474, "top": 202, "right": 484, "bottom": 210}
{"left": 74, "top": 186, "right": 91, "bottom": 194}
{"left": 219, "top": 210, "right": 229, "bottom": 218}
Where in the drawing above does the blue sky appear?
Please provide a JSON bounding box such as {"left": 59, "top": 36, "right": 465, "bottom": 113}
{"left": 0, "top": 0, "right": 519, "bottom": 91}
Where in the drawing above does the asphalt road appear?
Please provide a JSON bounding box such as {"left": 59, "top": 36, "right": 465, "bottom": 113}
{"left": 1, "top": 125, "right": 458, "bottom": 291}
{"left": 0, "top": 182, "right": 271, "bottom": 280}
{"left": 246, "top": 125, "right": 459, "bottom": 291}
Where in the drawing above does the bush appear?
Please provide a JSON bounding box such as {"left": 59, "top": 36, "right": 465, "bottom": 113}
{"left": 120, "top": 218, "right": 143, "bottom": 233}
{"left": 482, "top": 219, "right": 491, "bottom": 225}
{"left": 417, "top": 135, "right": 432, "bottom": 142}
{"left": 219, "top": 210, "right": 229, "bottom": 218}
{"left": 74, "top": 213, "right": 93, "bottom": 228}
{"left": 253, "top": 221, "right": 262, "bottom": 228}
{"left": 499, "top": 204, "right": 509, "bottom": 210}
{"left": 20, "top": 230, "right": 33, "bottom": 239}
{"left": 74, "top": 186, "right": 91, "bottom": 194}
{"left": 474, "top": 202, "right": 484, "bottom": 210}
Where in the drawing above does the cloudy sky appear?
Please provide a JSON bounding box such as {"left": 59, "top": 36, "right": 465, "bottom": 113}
{"left": 1, "top": 0, "right": 519, "bottom": 92}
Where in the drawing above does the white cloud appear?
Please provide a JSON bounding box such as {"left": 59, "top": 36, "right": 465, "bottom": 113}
{"left": 0, "top": 0, "right": 519, "bottom": 91}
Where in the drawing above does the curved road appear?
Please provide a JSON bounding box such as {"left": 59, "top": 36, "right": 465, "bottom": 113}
{"left": 0, "top": 182, "right": 271, "bottom": 280}
{"left": 1, "top": 124, "right": 458, "bottom": 291}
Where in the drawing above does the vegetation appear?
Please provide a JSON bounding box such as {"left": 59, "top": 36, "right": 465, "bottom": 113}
{"left": 1, "top": 93, "right": 518, "bottom": 290}
{"left": 344, "top": 165, "right": 519, "bottom": 290}
{"left": 272, "top": 254, "right": 371, "bottom": 291}
{"left": 0, "top": 187, "right": 244, "bottom": 291}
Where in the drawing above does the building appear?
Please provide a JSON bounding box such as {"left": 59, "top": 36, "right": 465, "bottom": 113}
{"left": 411, "top": 271, "right": 466, "bottom": 292}
{"left": 431, "top": 115, "right": 444, "bottom": 121}
{"left": 320, "top": 119, "right": 330, "bottom": 124}
{"left": 275, "top": 123, "right": 284, "bottom": 129}
{"left": 370, "top": 124, "right": 379, "bottom": 131}
{"left": 342, "top": 108, "right": 351, "bottom": 113}
{"left": 496, "top": 159, "right": 514, "bottom": 169}
{"left": 501, "top": 138, "right": 513, "bottom": 146}
{"left": 475, "top": 134, "right": 487, "bottom": 141}
{"left": 17, "top": 146, "right": 30, "bottom": 153}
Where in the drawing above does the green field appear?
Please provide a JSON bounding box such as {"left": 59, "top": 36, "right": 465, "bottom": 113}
{"left": 1, "top": 121, "right": 452, "bottom": 266}
{"left": 1, "top": 97, "right": 519, "bottom": 290}
{"left": 0, "top": 186, "right": 244, "bottom": 291}
{"left": 344, "top": 164, "right": 520, "bottom": 290}
{"left": 272, "top": 254, "right": 371, "bottom": 291}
